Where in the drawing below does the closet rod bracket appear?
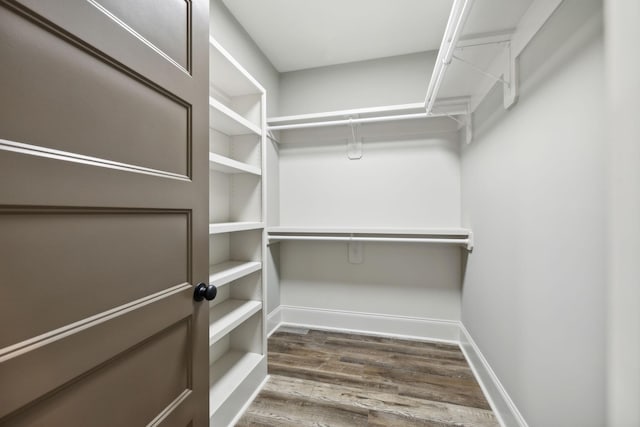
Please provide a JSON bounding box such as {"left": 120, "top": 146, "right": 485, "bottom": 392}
{"left": 503, "top": 43, "right": 519, "bottom": 109}
{"left": 347, "top": 118, "right": 362, "bottom": 160}
{"left": 452, "top": 41, "right": 519, "bottom": 110}
{"left": 348, "top": 237, "right": 364, "bottom": 264}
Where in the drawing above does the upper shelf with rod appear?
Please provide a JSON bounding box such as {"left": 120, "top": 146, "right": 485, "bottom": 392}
{"left": 268, "top": 226, "right": 474, "bottom": 251}
{"left": 267, "top": 0, "right": 565, "bottom": 143}
{"left": 267, "top": 0, "right": 475, "bottom": 134}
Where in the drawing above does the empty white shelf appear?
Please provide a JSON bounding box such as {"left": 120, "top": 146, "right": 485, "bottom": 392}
{"left": 267, "top": 226, "right": 474, "bottom": 250}
{"left": 209, "top": 261, "right": 262, "bottom": 288}
{"left": 209, "top": 97, "right": 261, "bottom": 136}
{"left": 267, "top": 102, "right": 468, "bottom": 131}
{"left": 209, "top": 37, "right": 264, "bottom": 97}
{"left": 209, "top": 153, "right": 261, "bottom": 175}
{"left": 209, "top": 350, "right": 263, "bottom": 417}
{"left": 209, "top": 299, "right": 262, "bottom": 345}
{"left": 268, "top": 226, "right": 470, "bottom": 236}
{"left": 209, "top": 222, "right": 264, "bottom": 234}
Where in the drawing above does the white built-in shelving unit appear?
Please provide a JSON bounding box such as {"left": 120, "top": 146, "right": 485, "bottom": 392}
{"left": 208, "top": 36, "right": 267, "bottom": 427}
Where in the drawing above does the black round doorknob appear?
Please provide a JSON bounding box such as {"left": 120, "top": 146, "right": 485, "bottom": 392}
{"left": 193, "top": 282, "right": 217, "bottom": 302}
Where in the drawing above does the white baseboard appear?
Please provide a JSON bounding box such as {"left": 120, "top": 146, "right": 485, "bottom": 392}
{"left": 459, "top": 324, "right": 528, "bottom": 427}
{"left": 277, "top": 305, "right": 460, "bottom": 344}
{"left": 266, "top": 307, "right": 282, "bottom": 337}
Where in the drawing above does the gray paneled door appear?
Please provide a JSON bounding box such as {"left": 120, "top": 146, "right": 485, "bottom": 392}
{"left": 0, "top": 0, "right": 210, "bottom": 425}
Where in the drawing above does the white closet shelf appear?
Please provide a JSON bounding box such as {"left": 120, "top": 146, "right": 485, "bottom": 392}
{"left": 267, "top": 226, "right": 474, "bottom": 250}
{"left": 267, "top": 101, "right": 468, "bottom": 131}
{"left": 209, "top": 261, "right": 262, "bottom": 288}
{"left": 209, "top": 299, "right": 262, "bottom": 345}
{"left": 209, "top": 37, "right": 265, "bottom": 97}
{"left": 209, "top": 350, "right": 263, "bottom": 417}
{"left": 209, "top": 97, "right": 261, "bottom": 136}
{"left": 268, "top": 103, "right": 425, "bottom": 125}
{"left": 209, "top": 221, "right": 264, "bottom": 234}
{"left": 209, "top": 153, "right": 261, "bottom": 175}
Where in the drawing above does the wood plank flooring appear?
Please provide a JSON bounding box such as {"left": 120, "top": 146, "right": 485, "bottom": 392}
{"left": 236, "top": 328, "right": 499, "bottom": 426}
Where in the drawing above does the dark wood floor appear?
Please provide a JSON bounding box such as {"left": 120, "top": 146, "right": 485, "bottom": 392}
{"left": 236, "top": 327, "right": 499, "bottom": 426}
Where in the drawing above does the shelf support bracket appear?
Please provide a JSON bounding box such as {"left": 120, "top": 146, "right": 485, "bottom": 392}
{"left": 465, "top": 105, "right": 473, "bottom": 145}
{"left": 452, "top": 41, "right": 519, "bottom": 110}
{"left": 503, "top": 42, "right": 519, "bottom": 109}
{"left": 452, "top": 55, "right": 509, "bottom": 86}
{"left": 348, "top": 236, "right": 363, "bottom": 264}
{"left": 466, "top": 231, "right": 474, "bottom": 252}
{"left": 347, "top": 118, "right": 362, "bottom": 160}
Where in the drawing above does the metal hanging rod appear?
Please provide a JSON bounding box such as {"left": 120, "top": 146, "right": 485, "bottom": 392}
{"left": 268, "top": 109, "right": 466, "bottom": 131}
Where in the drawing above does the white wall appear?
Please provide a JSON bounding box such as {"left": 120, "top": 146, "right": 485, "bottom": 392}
{"left": 604, "top": 0, "right": 640, "bottom": 425}
{"left": 274, "top": 48, "right": 461, "bottom": 324}
{"left": 461, "top": 4, "right": 605, "bottom": 426}
{"left": 278, "top": 51, "right": 435, "bottom": 116}
{"left": 279, "top": 120, "right": 461, "bottom": 228}
{"left": 276, "top": 117, "right": 463, "bottom": 322}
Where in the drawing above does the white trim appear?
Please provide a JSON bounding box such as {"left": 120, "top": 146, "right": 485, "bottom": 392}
{"left": 87, "top": 0, "right": 188, "bottom": 75}
{"left": 277, "top": 305, "right": 460, "bottom": 344}
{"left": 266, "top": 307, "right": 283, "bottom": 338}
{"left": 459, "top": 324, "right": 528, "bottom": 427}
{"left": 0, "top": 138, "right": 189, "bottom": 181}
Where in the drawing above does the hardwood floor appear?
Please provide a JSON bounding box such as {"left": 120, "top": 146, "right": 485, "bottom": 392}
{"left": 236, "top": 327, "right": 499, "bottom": 426}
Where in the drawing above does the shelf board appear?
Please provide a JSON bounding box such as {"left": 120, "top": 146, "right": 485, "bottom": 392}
{"left": 209, "top": 261, "right": 262, "bottom": 288}
{"left": 209, "top": 299, "right": 262, "bottom": 345}
{"left": 209, "top": 222, "right": 264, "bottom": 234}
{"left": 209, "top": 350, "right": 263, "bottom": 417}
{"left": 267, "top": 226, "right": 473, "bottom": 250}
{"left": 209, "top": 153, "right": 261, "bottom": 175}
{"left": 267, "top": 102, "right": 426, "bottom": 126}
{"left": 267, "top": 226, "right": 471, "bottom": 237}
{"left": 209, "top": 37, "right": 264, "bottom": 97}
{"left": 209, "top": 97, "right": 261, "bottom": 136}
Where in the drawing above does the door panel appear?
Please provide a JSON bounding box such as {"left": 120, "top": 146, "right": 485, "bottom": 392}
{"left": 0, "top": 0, "right": 209, "bottom": 425}
{"left": 94, "top": 0, "right": 191, "bottom": 70}
{"left": 3, "top": 319, "right": 192, "bottom": 427}
{"left": 0, "top": 210, "right": 189, "bottom": 347}
{"left": 0, "top": 286, "right": 193, "bottom": 419}
{"left": 0, "top": 6, "right": 189, "bottom": 175}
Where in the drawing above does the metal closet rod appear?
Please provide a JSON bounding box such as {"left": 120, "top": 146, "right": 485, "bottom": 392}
{"left": 268, "top": 108, "right": 466, "bottom": 131}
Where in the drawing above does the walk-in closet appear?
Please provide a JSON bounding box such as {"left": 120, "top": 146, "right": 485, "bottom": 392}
{"left": 206, "top": 0, "right": 637, "bottom": 425}
{"left": 1, "top": 0, "right": 638, "bottom": 426}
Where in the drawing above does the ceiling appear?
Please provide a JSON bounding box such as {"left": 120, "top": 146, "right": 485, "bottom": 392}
{"left": 224, "top": 0, "right": 534, "bottom": 73}
{"left": 223, "top": 0, "right": 453, "bottom": 72}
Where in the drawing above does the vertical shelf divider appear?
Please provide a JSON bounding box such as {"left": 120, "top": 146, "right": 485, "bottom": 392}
{"left": 208, "top": 35, "right": 268, "bottom": 427}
